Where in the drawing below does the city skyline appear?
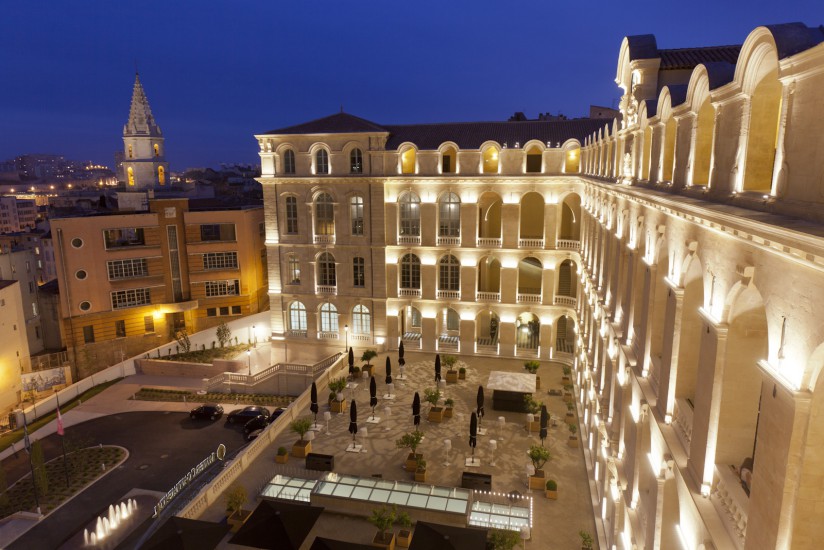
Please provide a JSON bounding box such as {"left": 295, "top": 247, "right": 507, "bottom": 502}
{"left": 2, "top": 1, "right": 822, "bottom": 170}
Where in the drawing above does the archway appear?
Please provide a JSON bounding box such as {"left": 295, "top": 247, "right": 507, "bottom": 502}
{"left": 475, "top": 310, "right": 500, "bottom": 346}
{"left": 558, "top": 193, "right": 581, "bottom": 240}
{"left": 478, "top": 191, "right": 502, "bottom": 240}
{"left": 477, "top": 256, "right": 501, "bottom": 294}
{"left": 401, "top": 306, "right": 422, "bottom": 339}
{"left": 556, "top": 315, "right": 575, "bottom": 354}
{"left": 519, "top": 192, "right": 544, "bottom": 240}
{"left": 743, "top": 59, "right": 781, "bottom": 192}
{"left": 518, "top": 257, "right": 542, "bottom": 296}
{"left": 516, "top": 313, "right": 540, "bottom": 349}
{"left": 692, "top": 95, "right": 715, "bottom": 186}
{"left": 557, "top": 259, "right": 578, "bottom": 298}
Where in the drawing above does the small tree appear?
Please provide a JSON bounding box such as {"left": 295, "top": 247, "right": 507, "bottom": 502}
{"left": 216, "top": 322, "right": 231, "bottom": 348}
{"left": 443, "top": 355, "right": 458, "bottom": 371}
{"left": 569, "top": 424, "right": 578, "bottom": 436}
{"left": 224, "top": 484, "right": 247, "bottom": 517}
{"left": 489, "top": 528, "right": 521, "bottom": 550}
{"left": 444, "top": 398, "right": 454, "bottom": 408}
{"left": 562, "top": 365, "right": 572, "bottom": 376}
{"left": 423, "top": 388, "right": 441, "bottom": 408}
{"left": 361, "top": 349, "right": 378, "bottom": 367}
{"left": 395, "top": 431, "right": 424, "bottom": 456}
{"left": 328, "top": 377, "right": 347, "bottom": 399}
{"left": 175, "top": 330, "right": 192, "bottom": 353}
{"left": 368, "top": 505, "right": 397, "bottom": 541}
{"left": 523, "top": 360, "right": 540, "bottom": 374}
{"left": 579, "top": 530, "right": 594, "bottom": 549}
{"left": 31, "top": 440, "right": 48, "bottom": 497}
{"left": 523, "top": 394, "right": 541, "bottom": 415}
{"left": 291, "top": 418, "right": 313, "bottom": 443}
{"left": 528, "top": 444, "right": 550, "bottom": 472}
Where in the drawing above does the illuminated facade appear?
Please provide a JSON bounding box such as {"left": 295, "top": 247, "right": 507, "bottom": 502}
{"left": 121, "top": 73, "right": 169, "bottom": 189}
{"left": 0, "top": 280, "right": 29, "bottom": 414}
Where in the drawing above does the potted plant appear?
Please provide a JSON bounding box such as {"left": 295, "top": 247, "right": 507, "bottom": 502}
{"left": 488, "top": 528, "right": 521, "bottom": 550}
{"left": 444, "top": 355, "right": 459, "bottom": 383}
{"left": 224, "top": 484, "right": 251, "bottom": 533}
{"left": 524, "top": 360, "right": 541, "bottom": 389}
{"left": 368, "top": 505, "right": 398, "bottom": 549}
{"left": 545, "top": 479, "right": 558, "bottom": 500}
{"left": 396, "top": 431, "right": 424, "bottom": 472}
{"left": 458, "top": 366, "right": 467, "bottom": 380}
{"left": 290, "top": 418, "right": 313, "bottom": 457}
{"left": 579, "top": 530, "right": 594, "bottom": 549}
{"left": 328, "top": 377, "right": 347, "bottom": 413}
{"left": 568, "top": 423, "right": 579, "bottom": 448}
{"left": 361, "top": 349, "right": 378, "bottom": 376}
{"left": 275, "top": 446, "right": 289, "bottom": 464}
{"left": 563, "top": 383, "right": 574, "bottom": 402}
{"left": 414, "top": 457, "right": 427, "bottom": 482}
{"left": 565, "top": 401, "right": 576, "bottom": 424}
{"left": 353, "top": 366, "right": 361, "bottom": 376}
{"left": 562, "top": 365, "right": 572, "bottom": 384}
{"left": 443, "top": 398, "right": 454, "bottom": 419}
{"left": 528, "top": 444, "right": 550, "bottom": 489}
{"left": 523, "top": 395, "right": 541, "bottom": 432}
{"left": 396, "top": 510, "right": 413, "bottom": 548}
{"left": 424, "top": 388, "right": 444, "bottom": 422}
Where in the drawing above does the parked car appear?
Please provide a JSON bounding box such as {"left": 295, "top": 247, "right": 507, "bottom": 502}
{"left": 243, "top": 408, "right": 286, "bottom": 434}
{"left": 245, "top": 428, "right": 264, "bottom": 441}
{"left": 227, "top": 406, "right": 270, "bottom": 424}
{"left": 190, "top": 403, "right": 224, "bottom": 421}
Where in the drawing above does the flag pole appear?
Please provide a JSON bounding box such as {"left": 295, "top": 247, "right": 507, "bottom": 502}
{"left": 55, "top": 391, "right": 69, "bottom": 487}
{"left": 22, "top": 412, "right": 40, "bottom": 515}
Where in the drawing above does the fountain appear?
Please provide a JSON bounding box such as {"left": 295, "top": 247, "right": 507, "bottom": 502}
{"left": 84, "top": 499, "right": 139, "bottom": 546}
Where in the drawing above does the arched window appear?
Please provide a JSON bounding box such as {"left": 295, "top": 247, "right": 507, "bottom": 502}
{"left": 399, "top": 192, "right": 421, "bottom": 236}
{"left": 446, "top": 308, "right": 460, "bottom": 331}
{"left": 127, "top": 167, "right": 135, "bottom": 186}
{"left": 441, "top": 146, "right": 457, "bottom": 173}
{"left": 283, "top": 150, "right": 295, "bottom": 174}
{"left": 352, "top": 305, "right": 371, "bottom": 334}
{"left": 153, "top": 144, "right": 159, "bottom": 157}
{"left": 315, "top": 193, "right": 334, "bottom": 235}
{"left": 400, "top": 254, "right": 421, "bottom": 289}
{"left": 350, "top": 196, "right": 364, "bottom": 235}
{"left": 320, "top": 303, "right": 339, "bottom": 332}
{"left": 350, "top": 148, "right": 363, "bottom": 174}
{"left": 317, "top": 252, "right": 336, "bottom": 286}
{"left": 482, "top": 147, "right": 499, "bottom": 174}
{"left": 401, "top": 148, "right": 416, "bottom": 174}
{"left": 526, "top": 146, "right": 542, "bottom": 173}
{"left": 128, "top": 144, "right": 133, "bottom": 159}
{"left": 439, "top": 255, "right": 460, "bottom": 291}
{"left": 438, "top": 192, "right": 460, "bottom": 237}
{"left": 316, "top": 149, "right": 329, "bottom": 174}
{"left": 157, "top": 166, "right": 165, "bottom": 185}
{"left": 289, "top": 301, "right": 307, "bottom": 331}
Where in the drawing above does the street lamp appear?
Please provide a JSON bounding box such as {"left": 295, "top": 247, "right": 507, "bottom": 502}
{"left": 344, "top": 324, "right": 349, "bottom": 353}
{"left": 247, "top": 349, "right": 251, "bottom": 376}
{"left": 252, "top": 325, "right": 257, "bottom": 348}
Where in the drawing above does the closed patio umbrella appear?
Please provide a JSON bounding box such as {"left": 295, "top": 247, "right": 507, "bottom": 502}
{"left": 413, "top": 391, "right": 421, "bottom": 431}
{"left": 348, "top": 400, "right": 358, "bottom": 443}
{"left": 469, "top": 412, "right": 478, "bottom": 460}
{"left": 476, "top": 386, "right": 485, "bottom": 429}
{"left": 348, "top": 347, "right": 354, "bottom": 378}
{"left": 398, "top": 341, "right": 405, "bottom": 366}
{"left": 310, "top": 382, "right": 319, "bottom": 427}
{"left": 369, "top": 376, "right": 378, "bottom": 419}
{"left": 385, "top": 357, "right": 392, "bottom": 385}
{"left": 435, "top": 354, "right": 441, "bottom": 382}
{"left": 540, "top": 404, "right": 549, "bottom": 446}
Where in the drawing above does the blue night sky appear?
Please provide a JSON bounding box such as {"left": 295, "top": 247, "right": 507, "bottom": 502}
{"left": 1, "top": 1, "right": 821, "bottom": 171}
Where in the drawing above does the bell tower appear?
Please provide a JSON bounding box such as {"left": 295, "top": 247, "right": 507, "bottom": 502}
{"left": 121, "top": 73, "right": 169, "bottom": 189}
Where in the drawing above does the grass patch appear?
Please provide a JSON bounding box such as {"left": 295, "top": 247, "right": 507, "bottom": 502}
{"left": 0, "top": 445, "right": 126, "bottom": 518}
{"left": 0, "top": 379, "right": 123, "bottom": 453}
{"left": 162, "top": 344, "right": 251, "bottom": 364}
{"left": 134, "top": 388, "right": 294, "bottom": 407}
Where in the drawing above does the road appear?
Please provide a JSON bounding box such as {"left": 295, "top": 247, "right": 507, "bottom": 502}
{"left": 4, "top": 411, "right": 249, "bottom": 550}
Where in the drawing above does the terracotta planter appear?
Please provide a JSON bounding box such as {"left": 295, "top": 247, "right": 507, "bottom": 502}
{"left": 396, "top": 529, "right": 413, "bottom": 548}
{"left": 568, "top": 436, "right": 579, "bottom": 448}
{"left": 227, "top": 509, "right": 252, "bottom": 533}
{"left": 546, "top": 489, "right": 558, "bottom": 500}
{"left": 363, "top": 365, "right": 374, "bottom": 377}
{"left": 405, "top": 453, "right": 423, "bottom": 472}
{"left": 275, "top": 453, "right": 288, "bottom": 464}
{"left": 414, "top": 469, "right": 427, "bottom": 482}
{"left": 528, "top": 470, "right": 546, "bottom": 490}
{"left": 331, "top": 398, "right": 347, "bottom": 413}
{"left": 458, "top": 371, "right": 466, "bottom": 380}
{"left": 445, "top": 370, "right": 458, "bottom": 383}
{"left": 372, "top": 531, "right": 396, "bottom": 549}
{"left": 443, "top": 406, "right": 453, "bottom": 419}
{"left": 427, "top": 407, "right": 445, "bottom": 423}
{"left": 292, "top": 440, "right": 312, "bottom": 458}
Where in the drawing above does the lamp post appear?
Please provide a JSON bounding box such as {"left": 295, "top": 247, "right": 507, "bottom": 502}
{"left": 247, "top": 349, "right": 251, "bottom": 376}
{"left": 252, "top": 325, "right": 256, "bottom": 348}
{"left": 344, "top": 324, "right": 349, "bottom": 353}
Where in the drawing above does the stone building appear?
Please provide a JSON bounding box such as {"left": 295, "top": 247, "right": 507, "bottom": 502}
{"left": 121, "top": 73, "right": 169, "bottom": 189}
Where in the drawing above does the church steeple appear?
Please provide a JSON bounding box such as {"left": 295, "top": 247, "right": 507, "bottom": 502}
{"left": 124, "top": 72, "right": 163, "bottom": 137}
{"left": 121, "top": 73, "right": 169, "bottom": 189}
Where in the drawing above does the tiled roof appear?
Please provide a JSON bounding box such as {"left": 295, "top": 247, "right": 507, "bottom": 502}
{"left": 659, "top": 45, "right": 741, "bottom": 70}
{"left": 261, "top": 113, "right": 389, "bottom": 135}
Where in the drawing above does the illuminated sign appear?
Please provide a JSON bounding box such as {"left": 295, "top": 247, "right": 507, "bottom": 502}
{"left": 152, "top": 444, "right": 226, "bottom": 517}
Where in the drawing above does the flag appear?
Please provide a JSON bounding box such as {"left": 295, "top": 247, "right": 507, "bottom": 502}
{"left": 56, "top": 405, "right": 64, "bottom": 436}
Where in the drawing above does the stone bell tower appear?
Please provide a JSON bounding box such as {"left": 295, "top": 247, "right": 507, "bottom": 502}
{"left": 121, "top": 73, "right": 169, "bottom": 189}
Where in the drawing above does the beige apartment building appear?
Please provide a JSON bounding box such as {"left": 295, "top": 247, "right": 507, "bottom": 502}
{"left": 52, "top": 198, "right": 267, "bottom": 377}
{"left": 256, "top": 22, "right": 824, "bottom": 550}
{"left": 0, "top": 280, "right": 29, "bottom": 415}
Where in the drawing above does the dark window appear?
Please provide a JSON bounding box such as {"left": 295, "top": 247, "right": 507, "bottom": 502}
{"left": 219, "top": 306, "right": 230, "bottom": 315}
{"left": 144, "top": 315, "right": 155, "bottom": 333}
{"left": 283, "top": 150, "right": 295, "bottom": 174}
{"left": 207, "top": 308, "right": 217, "bottom": 317}
{"left": 285, "top": 196, "right": 298, "bottom": 234}
{"left": 115, "top": 320, "right": 126, "bottom": 338}
{"left": 442, "top": 156, "right": 452, "bottom": 173}
{"left": 232, "top": 305, "right": 242, "bottom": 314}
{"left": 353, "top": 257, "right": 365, "bottom": 288}
{"left": 350, "top": 148, "right": 363, "bottom": 174}
{"left": 526, "top": 153, "right": 542, "bottom": 173}
{"left": 104, "top": 227, "right": 145, "bottom": 249}
{"left": 83, "top": 325, "right": 95, "bottom": 343}
{"left": 317, "top": 253, "right": 336, "bottom": 286}
{"left": 200, "top": 223, "right": 236, "bottom": 241}
{"left": 400, "top": 254, "right": 421, "bottom": 289}
{"left": 316, "top": 149, "right": 329, "bottom": 174}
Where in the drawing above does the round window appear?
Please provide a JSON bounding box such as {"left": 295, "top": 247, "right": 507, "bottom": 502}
{"left": 79, "top": 301, "right": 91, "bottom": 311}
{"left": 71, "top": 238, "right": 83, "bottom": 248}
{"left": 75, "top": 270, "right": 87, "bottom": 280}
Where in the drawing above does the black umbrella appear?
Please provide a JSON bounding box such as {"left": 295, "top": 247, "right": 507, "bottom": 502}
{"left": 476, "top": 386, "right": 485, "bottom": 429}
{"left": 540, "top": 404, "right": 549, "bottom": 446}
{"left": 412, "top": 392, "right": 421, "bottom": 431}
{"left": 469, "top": 412, "right": 478, "bottom": 458}
{"left": 369, "top": 376, "right": 378, "bottom": 419}
{"left": 408, "top": 521, "right": 489, "bottom": 550}
{"left": 142, "top": 516, "right": 229, "bottom": 550}
{"left": 385, "top": 357, "right": 392, "bottom": 385}
{"left": 435, "top": 354, "right": 441, "bottom": 382}
{"left": 348, "top": 347, "right": 354, "bottom": 378}
{"left": 349, "top": 400, "right": 358, "bottom": 443}
{"left": 229, "top": 500, "right": 324, "bottom": 550}
{"left": 310, "top": 382, "right": 319, "bottom": 425}
{"left": 398, "top": 340, "right": 405, "bottom": 366}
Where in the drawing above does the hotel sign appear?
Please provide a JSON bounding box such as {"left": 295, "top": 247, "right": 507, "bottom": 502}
{"left": 152, "top": 444, "right": 226, "bottom": 517}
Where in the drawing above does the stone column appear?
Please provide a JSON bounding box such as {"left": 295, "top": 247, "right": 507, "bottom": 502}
{"left": 459, "top": 319, "right": 475, "bottom": 354}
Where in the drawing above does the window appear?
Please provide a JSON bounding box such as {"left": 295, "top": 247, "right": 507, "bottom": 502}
{"left": 104, "top": 227, "right": 145, "bottom": 249}
{"left": 79, "top": 301, "right": 91, "bottom": 311}
{"left": 401, "top": 148, "right": 416, "bottom": 174}
{"left": 352, "top": 304, "right": 371, "bottom": 334}
{"left": 320, "top": 302, "right": 338, "bottom": 332}
{"left": 289, "top": 301, "right": 307, "bottom": 331}
{"left": 410, "top": 307, "right": 421, "bottom": 328}
{"left": 316, "top": 149, "right": 329, "bottom": 174}
{"left": 144, "top": 316, "right": 154, "bottom": 333}
{"left": 285, "top": 196, "right": 299, "bottom": 234}
{"left": 127, "top": 167, "right": 135, "bottom": 186}
{"left": 25, "top": 261, "right": 30, "bottom": 273}
{"left": 442, "top": 146, "right": 457, "bottom": 174}
{"left": 447, "top": 309, "right": 459, "bottom": 331}
{"left": 438, "top": 192, "right": 461, "bottom": 237}
{"left": 107, "top": 258, "right": 148, "bottom": 279}
{"left": 353, "top": 257, "right": 365, "bottom": 287}
{"left": 526, "top": 146, "right": 542, "bottom": 173}
{"left": 350, "top": 196, "right": 364, "bottom": 235}
{"left": 442, "top": 155, "right": 452, "bottom": 173}
{"left": 439, "top": 255, "right": 460, "bottom": 291}
{"left": 153, "top": 144, "right": 160, "bottom": 157}
{"left": 482, "top": 147, "right": 499, "bottom": 173}
{"left": 232, "top": 305, "right": 241, "bottom": 314}
{"left": 128, "top": 144, "right": 133, "bottom": 159}
{"left": 203, "top": 252, "right": 238, "bottom": 270}
{"left": 158, "top": 166, "right": 165, "bottom": 185}
{"left": 32, "top": 302, "right": 37, "bottom": 316}
{"left": 399, "top": 193, "right": 420, "bottom": 236}
{"left": 283, "top": 150, "right": 295, "bottom": 174}
{"left": 83, "top": 325, "right": 95, "bottom": 344}
{"left": 288, "top": 256, "right": 301, "bottom": 284}
{"left": 350, "top": 148, "right": 363, "bottom": 174}
{"left": 76, "top": 269, "right": 87, "bottom": 280}
{"left": 400, "top": 254, "right": 421, "bottom": 289}
{"left": 317, "top": 252, "right": 336, "bottom": 286}
{"left": 28, "top": 281, "right": 33, "bottom": 293}
{"left": 205, "top": 280, "right": 240, "bottom": 297}
{"left": 115, "top": 320, "right": 126, "bottom": 338}
{"left": 220, "top": 306, "right": 229, "bottom": 315}
{"left": 200, "top": 223, "right": 236, "bottom": 241}
{"left": 111, "top": 288, "right": 151, "bottom": 309}
{"left": 207, "top": 308, "right": 217, "bottom": 317}
{"left": 71, "top": 238, "right": 83, "bottom": 248}
{"left": 315, "top": 193, "right": 334, "bottom": 235}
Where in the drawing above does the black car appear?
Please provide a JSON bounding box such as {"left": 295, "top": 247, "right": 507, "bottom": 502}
{"left": 190, "top": 403, "right": 224, "bottom": 421}
{"left": 243, "top": 408, "right": 286, "bottom": 434}
{"left": 227, "top": 406, "right": 270, "bottom": 424}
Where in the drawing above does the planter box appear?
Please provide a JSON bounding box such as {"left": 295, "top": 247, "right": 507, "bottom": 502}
{"left": 528, "top": 471, "right": 546, "bottom": 490}
{"left": 535, "top": 376, "right": 541, "bottom": 390}
{"left": 565, "top": 412, "right": 576, "bottom": 425}
{"left": 563, "top": 392, "right": 573, "bottom": 403}
{"left": 363, "top": 365, "right": 374, "bottom": 377}
{"left": 405, "top": 453, "right": 423, "bottom": 472}
{"left": 414, "top": 470, "right": 427, "bottom": 482}
{"left": 397, "top": 529, "right": 413, "bottom": 548}
{"left": 372, "top": 531, "right": 396, "bottom": 549}
{"left": 331, "top": 399, "right": 347, "bottom": 413}
{"left": 428, "top": 407, "right": 445, "bottom": 423}
{"left": 526, "top": 420, "right": 541, "bottom": 433}
{"left": 546, "top": 489, "right": 558, "bottom": 500}
{"left": 458, "top": 371, "right": 466, "bottom": 380}
{"left": 227, "top": 510, "right": 252, "bottom": 533}
{"left": 275, "top": 454, "right": 288, "bottom": 464}
{"left": 568, "top": 436, "right": 579, "bottom": 448}
{"left": 445, "top": 371, "right": 458, "bottom": 383}
{"left": 443, "top": 407, "right": 453, "bottom": 419}
{"left": 562, "top": 376, "right": 571, "bottom": 384}
{"left": 292, "top": 440, "right": 312, "bottom": 458}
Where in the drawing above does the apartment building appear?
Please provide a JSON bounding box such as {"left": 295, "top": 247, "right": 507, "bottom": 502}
{"left": 0, "top": 280, "right": 30, "bottom": 415}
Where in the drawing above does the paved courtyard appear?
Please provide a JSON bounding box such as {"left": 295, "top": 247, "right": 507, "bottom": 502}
{"left": 199, "top": 350, "right": 598, "bottom": 549}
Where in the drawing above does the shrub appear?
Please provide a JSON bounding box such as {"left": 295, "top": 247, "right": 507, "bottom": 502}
{"left": 566, "top": 401, "right": 575, "bottom": 412}
{"left": 523, "top": 360, "right": 540, "bottom": 374}
{"left": 489, "top": 528, "right": 521, "bottom": 550}
{"left": 459, "top": 366, "right": 466, "bottom": 374}
{"left": 216, "top": 322, "right": 231, "bottom": 348}
{"left": 175, "top": 330, "right": 192, "bottom": 353}
{"left": 562, "top": 366, "right": 572, "bottom": 376}
{"left": 546, "top": 479, "right": 557, "bottom": 491}
{"left": 277, "top": 446, "right": 287, "bottom": 456}
{"left": 290, "top": 418, "right": 313, "bottom": 443}
{"left": 415, "top": 457, "right": 427, "bottom": 472}
{"left": 568, "top": 424, "right": 578, "bottom": 435}
{"left": 528, "top": 444, "right": 550, "bottom": 471}
{"left": 368, "top": 505, "right": 397, "bottom": 538}
{"left": 443, "top": 355, "right": 457, "bottom": 370}
{"left": 361, "top": 349, "right": 378, "bottom": 366}
{"left": 523, "top": 394, "right": 541, "bottom": 415}
{"left": 579, "top": 530, "right": 594, "bottom": 549}
{"left": 395, "top": 431, "right": 424, "bottom": 455}
{"left": 423, "top": 388, "right": 441, "bottom": 407}
{"left": 328, "top": 377, "right": 347, "bottom": 394}
{"left": 224, "top": 484, "right": 247, "bottom": 516}
{"left": 444, "top": 398, "right": 454, "bottom": 408}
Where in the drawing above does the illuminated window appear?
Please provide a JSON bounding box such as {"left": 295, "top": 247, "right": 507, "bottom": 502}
{"left": 320, "top": 302, "right": 338, "bottom": 332}
{"left": 564, "top": 147, "right": 580, "bottom": 174}
{"left": 285, "top": 196, "right": 298, "bottom": 234}
{"left": 350, "top": 148, "right": 363, "bottom": 174}
{"left": 288, "top": 256, "right": 301, "bottom": 284}
{"left": 438, "top": 192, "right": 461, "bottom": 237}
{"left": 283, "top": 150, "right": 295, "bottom": 174}
{"left": 127, "top": 167, "right": 135, "bottom": 186}
{"left": 158, "top": 166, "right": 165, "bottom": 185}
{"left": 399, "top": 192, "right": 420, "bottom": 236}
{"left": 352, "top": 304, "right": 370, "bottom": 334}
{"left": 350, "top": 196, "right": 364, "bottom": 235}
{"left": 482, "top": 147, "right": 499, "bottom": 174}
{"left": 315, "top": 193, "right": 334, "bottom": 236}
{"left": 317, "top": 252, "right": 336, "bottom": 286}
{"left": 353, "top": 257, "right": 365, "bottom": 287}
{"left": 128, "top": 144, "right": 133, "bottom": 159}
{"left": 316, "top": 149, "right": 329, "bottom": 174}
{"left": 401, "top": 148, "right": 416, "bottom": 174}
{"left": 439, "top": 255, "right": 460, "bottom": 291}
{"left": 205, "top": 279, "right": 239, "bottom": 297}
{"left": 400, "top": 254, "right": 421, "bottom": 289}
{"left": 153, "top": 144, "right": 159, "bottom": 157}
{"left": 446, "top": 308, "right": 459, "bottom": 331}
{"left": 289, "top": 301, "right": 307, "bottom": 331}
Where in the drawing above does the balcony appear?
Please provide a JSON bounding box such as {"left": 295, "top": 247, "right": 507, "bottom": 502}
{"left": 517, "top": 291, "right": 541, "bottom": 304}
{"left": 402, "top": 332, "right": 422, "bottom": 349}
{"left": 316, "top": 285, "right": 337, "bottom": 295}
{"left": 556, "top": 239, "right": 580, "bottom": 251}
{"left": 318, "top": 331, "right": 340, "bottom": 340}
{"left": 437, "top": 236, "right": 461, "bottom": 246}
{"left": 350, "top": 334, "right": 370, "bottom": 343}
{"left": 518, "top": 238, "right": 544, "bottom": 248}
{"left": 438, "top": 335, "right": 459, "bottom": 352}
{"left": 313, "top": 235, "right": 336, "bottom": 245}
{"left": 476, "top": 291, "right": 500, "bottom": 302}
{"left": 476, "top": 338, "right": 498, "bottom": 355}
{"left": 711, "top": 464, "right": 749, "bottom": 550}
{"left": 287, "top": 330, "right": 307, "bottom": 338}
{"left": 477, "top": 237, "right": 502, "bottom": 248}
{"left": 398, "top": 288, "right": 422, "bottom": 298}
{"left": 672, "top": 398, "right": 694, "bottom": 453}
{"left": 437, "top": 289, "right": 460, "bottom": 300}
{"left": 554, "top": 295, "right": 578, "bottom": 307}
{"left": 398, "top": 235, "right": 421, "bottom": 245}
